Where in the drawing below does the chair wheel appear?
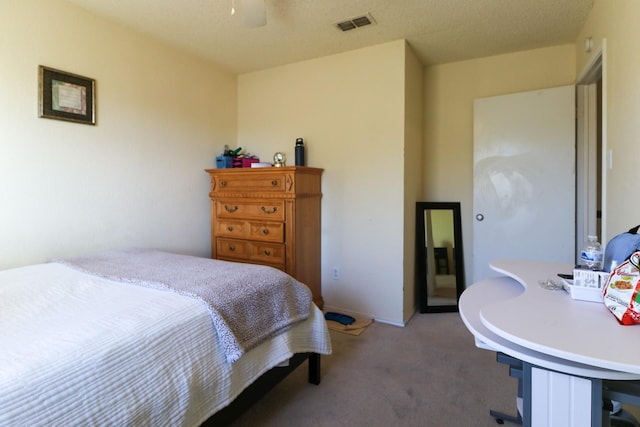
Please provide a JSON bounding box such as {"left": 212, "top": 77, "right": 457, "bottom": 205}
{"left": 496, "top": 419, "right": 504, "bottom": 425}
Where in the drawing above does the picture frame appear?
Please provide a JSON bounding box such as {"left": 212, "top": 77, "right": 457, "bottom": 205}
{"left": 38, "top": 66, "right": 95, "bottom": 125}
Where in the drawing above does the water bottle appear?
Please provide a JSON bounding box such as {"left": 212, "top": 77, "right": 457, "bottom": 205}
{"left": 580, "top": 235, "right": 603, "bottom": 270}
{"left": 295, "top": 138, "right": 305, "bottom": 166}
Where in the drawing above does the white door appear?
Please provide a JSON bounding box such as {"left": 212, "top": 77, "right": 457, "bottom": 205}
{"left": 473, "top": 86, "right": 575, "bottom": 283}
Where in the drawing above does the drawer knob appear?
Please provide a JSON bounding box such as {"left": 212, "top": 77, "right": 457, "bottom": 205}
{"left": 220, "top": 180, "right": 226, "bottom": 187}
{"left": 262, "top": 228, "right": 269, "bottom": 235}
{"left": 224, "top": 205, "right": 239, "bottom": 213}
{"left": 227, "top": 226, "right": 234, "bottom": 232}
{"left": 229, "top": 245, "right": 236, "bottom": 252}
{"left": 261, "top": 206, "right": 277, "bottom": 215}
{"left": 271, "top": 180, "right": 277, "bottom": 187}
{"left": 264, "top": 249, "right": 271, "bottom": 256}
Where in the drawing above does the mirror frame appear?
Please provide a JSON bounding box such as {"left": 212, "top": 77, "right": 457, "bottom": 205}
{"left": 416, "top": 201, "right": 465, "bottom": 313}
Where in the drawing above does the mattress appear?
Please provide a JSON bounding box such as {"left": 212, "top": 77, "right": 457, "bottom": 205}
{"left": 0, "top": 262, "right": 331, "bottom": 426}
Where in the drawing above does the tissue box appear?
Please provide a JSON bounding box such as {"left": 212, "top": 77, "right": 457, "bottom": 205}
{"left": 215, "top": 156, "right": 232, "bottom": 168}
{"left": 562, "top": 280, "right": 604, "bottom": 303}
{"left": 573, "top": 268, "right": 610, "bottom": 289}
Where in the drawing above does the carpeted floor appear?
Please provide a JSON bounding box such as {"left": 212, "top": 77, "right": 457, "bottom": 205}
{"left": 229, "top": 312, "right": 517, "bottom": 427}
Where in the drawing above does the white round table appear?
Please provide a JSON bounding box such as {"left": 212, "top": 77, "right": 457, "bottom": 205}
{"left": 459, "top": 259, "right": 640, "bottom": 426}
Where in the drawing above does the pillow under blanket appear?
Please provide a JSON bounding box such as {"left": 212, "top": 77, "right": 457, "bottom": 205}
{"left": 56, "top": 248, "right": 311, "bottom": 363}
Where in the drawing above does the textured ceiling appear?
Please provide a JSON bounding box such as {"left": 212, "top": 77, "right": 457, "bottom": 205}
{"left": 63, "top": 0, "right": 594, "bottom": 74}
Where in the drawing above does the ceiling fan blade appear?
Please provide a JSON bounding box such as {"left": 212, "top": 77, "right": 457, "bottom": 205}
{"left": 243, "top": 0, "right": 266, "bottom": 27}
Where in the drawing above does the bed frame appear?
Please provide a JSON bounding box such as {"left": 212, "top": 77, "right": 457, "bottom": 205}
{"left": 202, "top": 352, "right": 321, "bottom": 426}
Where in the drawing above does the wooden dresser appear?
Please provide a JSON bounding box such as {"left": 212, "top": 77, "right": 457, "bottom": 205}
{"left": 205, "top": 166, "right": 323, "bottom": 308}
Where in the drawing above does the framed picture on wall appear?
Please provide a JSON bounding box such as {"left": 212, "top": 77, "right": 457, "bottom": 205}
{"left": 38, "top": 66, "right": 95, "bottom": 125}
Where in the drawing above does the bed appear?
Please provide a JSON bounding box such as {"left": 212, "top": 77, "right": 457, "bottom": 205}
{"left": 0, "top": 248, "right": 331, "bottom": 426}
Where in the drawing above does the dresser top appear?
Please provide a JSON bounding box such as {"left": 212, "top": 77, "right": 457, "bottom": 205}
{"left": 205, "top": 166, "right": 323, "bottom": 175}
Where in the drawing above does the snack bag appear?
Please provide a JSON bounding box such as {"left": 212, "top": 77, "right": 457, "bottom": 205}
{"left": 603, "top": 251, "right": 640, "bottom": 325}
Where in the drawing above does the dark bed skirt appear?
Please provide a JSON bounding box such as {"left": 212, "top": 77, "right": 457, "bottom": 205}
{"left": 201, "top": 353, "right": 321, "bottom": 426}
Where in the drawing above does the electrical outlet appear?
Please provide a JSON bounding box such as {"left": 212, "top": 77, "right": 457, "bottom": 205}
{"left": 332, "top": 266, "right": 339, "bottom": 280}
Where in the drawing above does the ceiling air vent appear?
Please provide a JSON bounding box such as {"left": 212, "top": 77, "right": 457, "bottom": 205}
{"left": 336, "top": 13, "right": 375, "bottom": 32}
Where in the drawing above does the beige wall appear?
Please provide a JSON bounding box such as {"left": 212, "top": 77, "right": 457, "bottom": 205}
{"left": 8, "top": 0, "right": 634, "bottom": 326}
{"left": 576, "top": 0, "right": 640, "bottom": 242}
{"left": 0, "top": 0, "right": 237, "bottom": 268}
{"left": 403, "top": 44, "right": 424, "bottom": 320}
{"left": 423, "top": 45, "right": 576, "bottom": 286}
{"left": 238, "top": 40, "right": 410, "bottom": 325}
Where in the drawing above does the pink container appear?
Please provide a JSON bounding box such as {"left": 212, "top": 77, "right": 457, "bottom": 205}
{"left": 241, "top": 157, "right": 259, "bottom": 168}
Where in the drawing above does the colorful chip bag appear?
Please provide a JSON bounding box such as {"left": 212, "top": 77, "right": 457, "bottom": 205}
{"left": 603, "top": 251, "right": 640, "bottom": 325}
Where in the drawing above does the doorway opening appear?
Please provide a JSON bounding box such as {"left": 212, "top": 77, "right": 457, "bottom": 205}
{"left": 575, "top": 40, "right": 606, "bottom": 263}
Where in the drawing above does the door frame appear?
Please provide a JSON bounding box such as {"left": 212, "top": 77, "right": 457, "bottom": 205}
{"left": 575, "top": 39, "right": 607, "bottom": 258}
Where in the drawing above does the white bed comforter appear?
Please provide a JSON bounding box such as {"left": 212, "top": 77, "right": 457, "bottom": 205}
{"left": 0, "top": 262, "right": 331, "bottom": 427}
{"left": 57, "top": 249, "right": 313, "bottom": 363}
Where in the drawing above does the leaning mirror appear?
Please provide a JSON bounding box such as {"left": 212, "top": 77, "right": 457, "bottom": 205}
{"left": 416, "top": 202, "right": 465, "bottom": 313}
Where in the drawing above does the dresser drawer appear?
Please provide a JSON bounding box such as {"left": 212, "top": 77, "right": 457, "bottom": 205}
{"left": 216, "top": 238, "right": 285, "bottom": 264}
{"left": 249, "top": 222, "right": 284, "bottom": 242}
{"left": 216, "top": 238, "right": 249, "bottom": 259}
{"left": 215, "top": 200, "right": 285, "bottom": 221}
{"left": 248, "top": 241, "right": 286, "bottom": 264}
{"left": 213, "top": 173, "right": 288, "bottom": 193}
{"left": 216, "top": 219, "right": 284, "bottom": 242}
{"left": 215, "top": 219, "right": 249, "bottom": 239}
